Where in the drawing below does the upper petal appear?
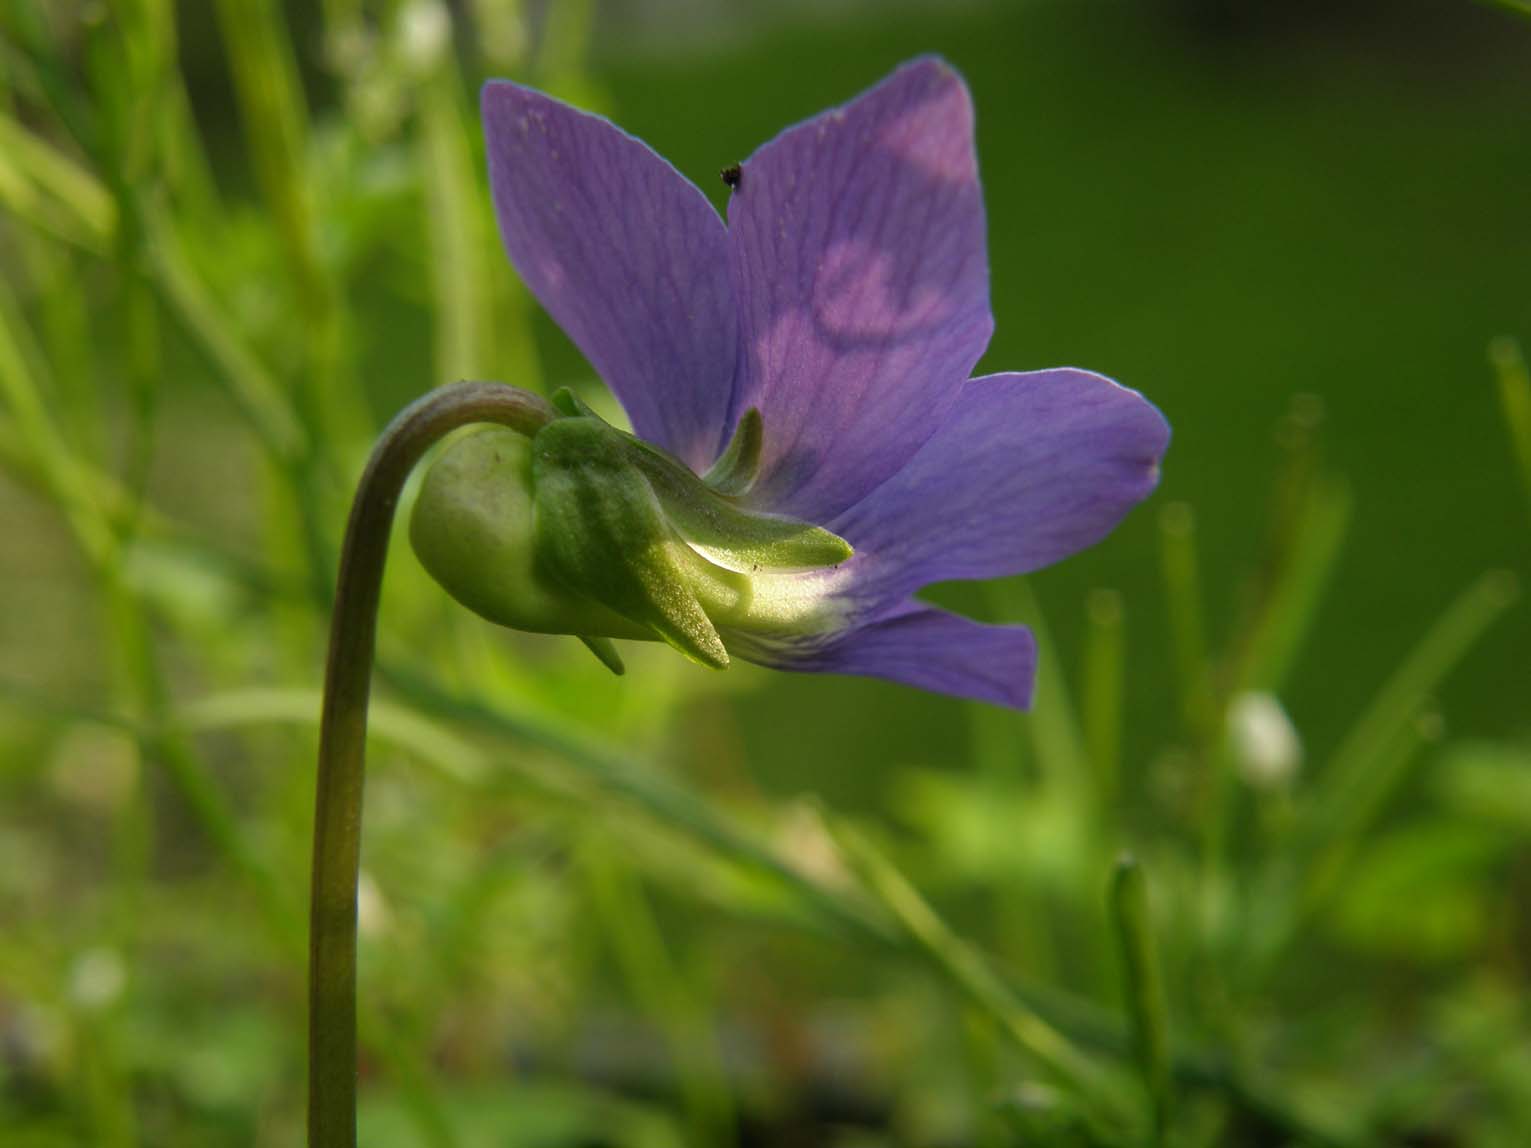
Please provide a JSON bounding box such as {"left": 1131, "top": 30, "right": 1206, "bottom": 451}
{"left": 483, "top": 82, "right": 738, "bottom": 470}
{"left": 725, "top": 57, "right": 993, "bottom": 522}
{"left": 831, "top": 369, "right": 1170, "bottom": 602}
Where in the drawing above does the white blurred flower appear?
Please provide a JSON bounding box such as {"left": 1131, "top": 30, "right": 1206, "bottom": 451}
{"left": 397, "top": 0, "right": 451, "bottom": 75}
{"left": 68, "top": 948, "right": 126, "bottom": 1011}
{"left": 1228, "top": 691, "right": 1302, "bottom": 788}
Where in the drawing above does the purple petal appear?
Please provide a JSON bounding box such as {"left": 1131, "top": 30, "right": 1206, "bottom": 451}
{"left": 758, "top": 602, "right": 1037, "bottom": 710}
{"left": 832, "top": 369, "right": 1169, "bottom": 602}
{"left": 726, "top": 57, "right": 993, "bottom": 522}
{"left": 482, "top": 82, "right": 738, "bottom": 470}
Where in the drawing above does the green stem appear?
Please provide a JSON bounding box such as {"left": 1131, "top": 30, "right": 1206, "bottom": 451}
{"left": 309, "top": 381, "right": 553, "bottom": 1147}
{"left": 1109, "top": 855, "right": 1172, "bottom": 1143}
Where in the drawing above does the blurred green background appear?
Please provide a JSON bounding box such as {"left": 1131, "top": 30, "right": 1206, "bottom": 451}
{"left": 3, "top": 1, "right": 1530, "bottom": 1145}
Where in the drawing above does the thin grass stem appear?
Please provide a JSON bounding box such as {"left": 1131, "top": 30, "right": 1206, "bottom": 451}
{"left": 1083, "top": 588, "right": 1125, "bottom": 808}
{"left": 1110, "top": 855, "right": 1172, "bottom": 1143}
{"left": 1490, "top": 336, "right": 1531, "bottom": 526}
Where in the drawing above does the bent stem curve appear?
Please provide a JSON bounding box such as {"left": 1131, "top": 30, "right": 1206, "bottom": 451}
{"left": 309, "top": 381, "right": 553, "bottom": 1147}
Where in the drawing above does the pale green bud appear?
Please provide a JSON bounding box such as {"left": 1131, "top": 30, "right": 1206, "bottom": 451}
{"left": 409, "top": 426, "right": 650, "bottom": 640}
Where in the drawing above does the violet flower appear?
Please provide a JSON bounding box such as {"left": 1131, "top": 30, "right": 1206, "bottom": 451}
{"left": 411, "top": 57, "right": 1168, "bottom": 709}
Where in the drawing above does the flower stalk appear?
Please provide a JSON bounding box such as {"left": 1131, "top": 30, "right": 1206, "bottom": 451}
{"left": 308, "top": 380, "right": 553, "bottom": 1147}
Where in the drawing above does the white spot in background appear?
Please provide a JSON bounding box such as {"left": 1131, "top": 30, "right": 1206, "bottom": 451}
{"left": 397, "top": 0, "right": 451, "bottom": 75}
{"left": 1229, "top": 691, "right": 1302, "bottom": 788}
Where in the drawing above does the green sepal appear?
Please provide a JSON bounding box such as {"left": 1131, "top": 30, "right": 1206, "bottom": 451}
{"left": 578, "top": 635, "right": 626, "bottom": 675}
{"left": 702, "top": 407, "right": 764, "bottom": 496}
{"left": 633, "top": 440, "right": 852, "bottom": 572}
{"left": 545, "top": 398, "right": 851, "bottom": 573}
{"left": 409, "top": 427, "right": 647, "bottom": 641}
{"left": 532, "top": 418, "right": 730, "bottom": 670}
{"left": 550, "top": 386, "right": 600, "bottom": 420}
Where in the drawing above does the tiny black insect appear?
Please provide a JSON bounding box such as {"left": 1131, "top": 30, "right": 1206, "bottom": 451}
{"left": 720, "top": 164, "right": 742, "bottom": 191}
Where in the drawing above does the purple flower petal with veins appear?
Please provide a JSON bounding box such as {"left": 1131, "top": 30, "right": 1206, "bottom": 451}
{"left": 724, "top": 60, "right": 992, "bottom": 522}
{"left": 481, "top": 57, "right": 1169, "bottom": 709}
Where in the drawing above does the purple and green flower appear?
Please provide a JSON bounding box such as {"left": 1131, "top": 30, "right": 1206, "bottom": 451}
{"left": 411, "top": 57, "right": 1169, "bottom": 710}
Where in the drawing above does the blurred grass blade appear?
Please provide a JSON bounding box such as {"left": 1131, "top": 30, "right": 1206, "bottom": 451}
{"left": 1110, "top": 855, "right": 1172, "bottom": 1143}
{"left": 210, "top": 0, "right": 322, "bottom": 310}
{"left": 1252, "top": 570, "right": 1518, "bottom": 966}
{"left": 580, "top": 841, "right": 737, "bottom": 1145}
{"left": 988, "top": 577, "right": 1089, "bottom": 794}
{"left": 414, "top": 34, "right": 548, "bottom": 390}
{"left": 1, "top": 288, "right": 303, "bottom": 935}
{"left": 144, "top": 204, "right": 335, "bottom": 603}
{"left": 420, "top": 60, "right": 495, "bottom": 385}
{"left": 1083, "top": 588, "right": 1125, "bottom": 805}
{"left": 1158, "top": 502, "right": 1215, "bottom": 739}
{"left": 0, "top": 689, "right": 458, "bottom": 1147}
{"left": 1490, "top": 336, "right": 1531, "bottom": 523}
{"left": 182, "top": 687, "right": 490, "bottom": 785}
{"left": 8, "top": 663, "right": 1339, "bottom": 1147}
{"left": 211, "top": 0, "right": 369, "bottom": 447}
{"left": 1, "top": 287, "right": 296, "bottom": 929}
{"left": 0, "top": 279, "right": 114, "bottom": 562}
{"left": 89, "top": 1, "right": 177, "bottom": 524}
{"left": 368, "top": 662, "right": 904, "bottom": 945}
{"left": 1302, "top": 570, "right": 1516, "bottom": 855}
{"left": 16, "top": 237, "right": 100, "bottom": 453}
{"left": 307, "top": 659, "right": 1151, "bottom": 1075}
{"left": 0, "top": 108, "right": 117, "bottom": 250}
{"left": 412, "top": 4, "right": 551, "bottom": 397}
{"left": 536, "top": 0, "right": 597, "bottom": 79}
{"left": 824, "top": 814, "right": 1131, "bottom": 1131}
{"left": 1233, "top": 476, "right": 1352, "bottom": 695}
{"left": 144, "top": 206, "right": 306, "bottom": 459}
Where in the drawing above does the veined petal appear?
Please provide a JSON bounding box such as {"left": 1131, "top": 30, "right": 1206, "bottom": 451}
{"left": 482, "top": 82, "right": 738, "bottom": 469}
{"left": 726, "top": 57, "right": 992, "bottom": 522}
{"left": 750, "top": 602, "right": 1037, "bottom": 710}
{"left": 832, "top": 369, "right": 1169, "bottom": 602}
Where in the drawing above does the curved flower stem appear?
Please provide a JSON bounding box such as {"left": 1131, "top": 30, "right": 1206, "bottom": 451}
{"left": 309, "top": 381, "right": 553, "bottom": 1147}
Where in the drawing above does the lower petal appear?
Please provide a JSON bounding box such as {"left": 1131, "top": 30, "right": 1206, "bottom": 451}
{"left": 745, "top": 602, "right": 1037, "bottom": 710}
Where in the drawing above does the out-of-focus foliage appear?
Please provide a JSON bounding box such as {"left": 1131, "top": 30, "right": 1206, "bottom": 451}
{"left": 1, "top": 1, "right": 1529, "bottom": 1145}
